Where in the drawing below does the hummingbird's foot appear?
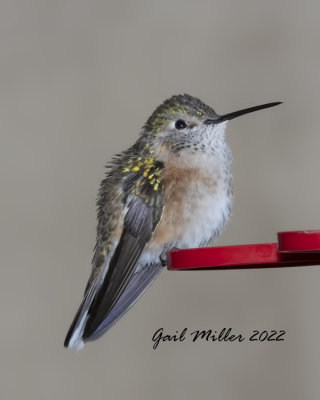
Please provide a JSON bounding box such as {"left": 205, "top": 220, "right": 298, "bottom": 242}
{"left": 159, "top": 251, "right": 167, "bottom": 267}
{"left": 160, "top": 248, "right": 181, "bottom": 266}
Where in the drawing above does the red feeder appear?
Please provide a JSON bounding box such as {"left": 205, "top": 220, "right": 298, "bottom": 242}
{"left": 167, "top": 231, "right": 320, "bottom": 270}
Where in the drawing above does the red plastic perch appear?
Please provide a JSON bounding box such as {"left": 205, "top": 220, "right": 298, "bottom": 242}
{"left": 167, "top": 231, "right": 320, "bottom": 270}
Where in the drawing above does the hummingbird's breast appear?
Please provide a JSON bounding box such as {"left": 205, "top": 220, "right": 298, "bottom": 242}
{"left": 144, "top": 161, "right": 233, "bottom": 260}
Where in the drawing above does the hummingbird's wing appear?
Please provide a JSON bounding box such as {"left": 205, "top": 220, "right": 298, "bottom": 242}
{"left": 83, "top": 193, "right": 162, "bottom": 341}
{"left": 64, "top": 164, "right": 164, "bottom": 349}
{"left": 85, "top": 263, "right": 163, "bottom": 341}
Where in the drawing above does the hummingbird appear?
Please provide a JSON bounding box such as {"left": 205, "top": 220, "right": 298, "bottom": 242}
{"left": 64, "top": 94, "right": 281, "bottom": 350}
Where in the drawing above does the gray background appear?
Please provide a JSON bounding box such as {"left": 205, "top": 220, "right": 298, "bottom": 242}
{"left": 1, "top": 1, "right": 320, "bottom": 399}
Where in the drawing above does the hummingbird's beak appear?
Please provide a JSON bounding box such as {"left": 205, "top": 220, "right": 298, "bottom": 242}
{"left": 204, "top": 102, "right": 282, "bottom": 125}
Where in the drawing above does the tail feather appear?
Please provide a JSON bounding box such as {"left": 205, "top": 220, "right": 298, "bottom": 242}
{"left": 64, "top": 246, "right": 116, "bottom": 350}
{"left": 64, "top": 263, "right": 163, "bottom": 349}
{"left": 64, "top": 271, "right": 103, "bottom": 350}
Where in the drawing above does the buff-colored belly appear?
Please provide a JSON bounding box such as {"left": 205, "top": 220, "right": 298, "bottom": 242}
{"left": 148, "top": 168, "right": 231, "bottom": 252}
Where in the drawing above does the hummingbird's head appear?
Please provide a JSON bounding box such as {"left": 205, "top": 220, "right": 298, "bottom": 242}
{"left": 143, "top": 94, "right": 222, "bottom": 166}
{"left": 142, "top": 94, "right": 281, "bottom": 167}
{"left": 144, "top": 94, "right": 218, "bottom": 139}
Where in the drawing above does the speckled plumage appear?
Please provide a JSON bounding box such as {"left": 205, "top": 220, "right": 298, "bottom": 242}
{"left": 64, "top": 94, "right": 281, "bottom": 350}
{"left": 144, "top": 94, "right": 217, "bottom": 133}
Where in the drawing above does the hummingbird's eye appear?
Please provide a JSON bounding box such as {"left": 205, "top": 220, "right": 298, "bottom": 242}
{"left": 175, "top": 120, "right": 187, "bottom": 130}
